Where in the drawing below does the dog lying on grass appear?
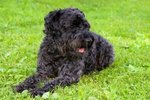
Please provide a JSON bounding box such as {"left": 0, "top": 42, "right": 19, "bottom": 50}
{"left": 14, "top": 8, "right": 114, "bottom": 97}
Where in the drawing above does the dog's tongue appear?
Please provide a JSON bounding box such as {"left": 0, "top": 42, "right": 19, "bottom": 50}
{"left": 78, "top": 48, "right": 85, "bottom": 53}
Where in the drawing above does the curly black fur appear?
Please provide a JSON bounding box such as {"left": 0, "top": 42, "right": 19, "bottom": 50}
{"left": 14, "top": 8, "right": 114, "bottom": 97}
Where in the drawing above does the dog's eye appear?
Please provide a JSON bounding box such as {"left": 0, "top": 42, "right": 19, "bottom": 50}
{"left": 72, "top": 19, "right": 81, "bottom": 27}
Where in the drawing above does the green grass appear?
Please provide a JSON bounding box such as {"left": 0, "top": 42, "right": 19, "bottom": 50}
{"left": 0, "top": 0, "right": 150, "bottom": 99}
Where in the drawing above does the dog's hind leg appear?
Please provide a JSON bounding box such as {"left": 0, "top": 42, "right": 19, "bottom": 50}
{"left": 96, "top": 40, "right": 114, "bottom": 70}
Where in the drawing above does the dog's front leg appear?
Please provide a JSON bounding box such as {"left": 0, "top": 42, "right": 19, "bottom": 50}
{"left": 30, "top": 61, "right": 84, "bottom": 97}
{"left": 14, "top": 73, "right": 47, "bottom": 93}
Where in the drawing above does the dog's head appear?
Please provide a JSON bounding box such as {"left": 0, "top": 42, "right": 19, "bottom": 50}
{"left": 44, "top": 8, "right": 90, "bottom": 36}
{"left": 65, "top": 30, "right": 94, "bottom": 60}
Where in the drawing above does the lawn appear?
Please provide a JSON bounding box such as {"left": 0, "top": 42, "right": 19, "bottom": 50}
{"left": 0, "top": 0, "right": 150, "bottom": 100}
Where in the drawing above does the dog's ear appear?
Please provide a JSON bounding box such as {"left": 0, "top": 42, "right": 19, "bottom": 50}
{"left": 44, "top": 10, "right": 62, "bottom": 22}
{"left": 44, "top": 9, "right": 62, "bottom": 34}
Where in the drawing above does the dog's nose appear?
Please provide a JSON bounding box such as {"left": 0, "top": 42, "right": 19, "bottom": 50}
{"left": 82, "top": 37, "right": 93, "bottom": 48}
{"left": 86, "top": 38, "right": 93, "bottom": 46}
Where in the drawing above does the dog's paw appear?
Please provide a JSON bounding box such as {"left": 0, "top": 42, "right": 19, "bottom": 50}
{"left": 29, "top": 88, "right": 44, "bottom": 97}
{"left": 12, "top": 85, "right": 24, "bottom": 93}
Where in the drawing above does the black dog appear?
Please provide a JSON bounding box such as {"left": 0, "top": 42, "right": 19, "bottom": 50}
{"left": 14, "top": 8, "right": 114, "bottom": 97}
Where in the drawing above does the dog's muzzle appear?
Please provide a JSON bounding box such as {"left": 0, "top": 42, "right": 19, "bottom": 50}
{"left": 77, "top": 33, "right": 94, "bottom": 53}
